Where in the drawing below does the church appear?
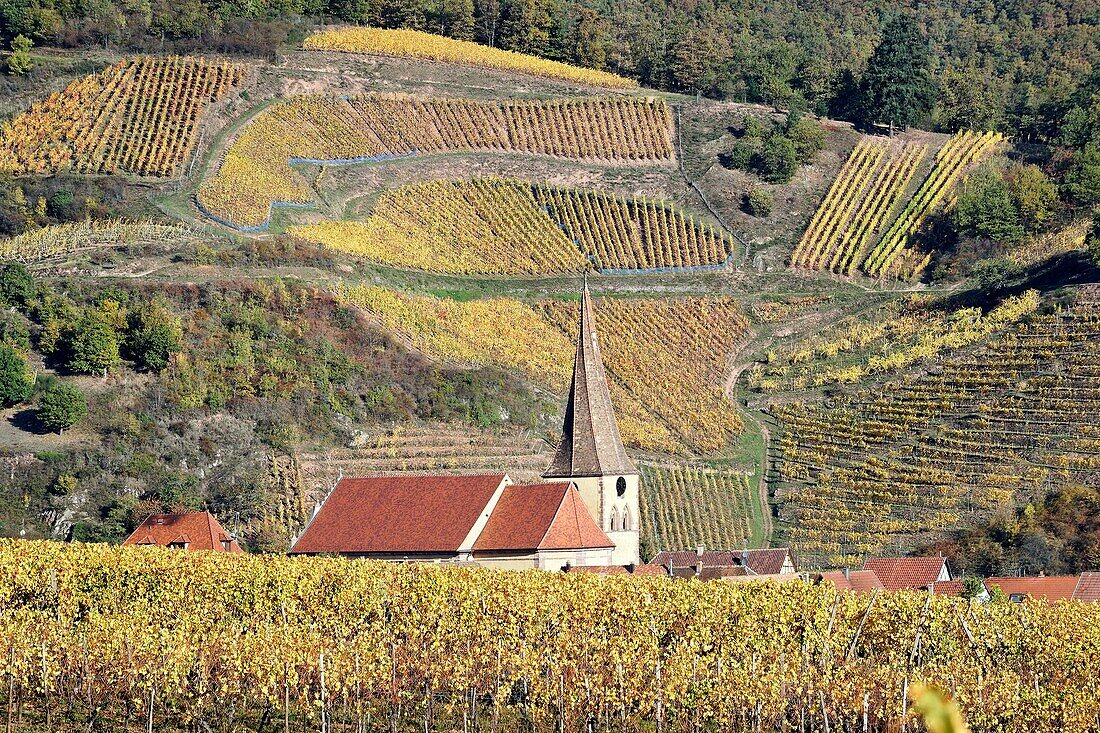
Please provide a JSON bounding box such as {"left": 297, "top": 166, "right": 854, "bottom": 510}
{"left": 290, "top": 282, "right": 642, "bottom": 569}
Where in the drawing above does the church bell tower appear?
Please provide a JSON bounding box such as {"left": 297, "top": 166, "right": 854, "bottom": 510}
{"left": 543, "top": 280, "right": 640, "bottom": 566}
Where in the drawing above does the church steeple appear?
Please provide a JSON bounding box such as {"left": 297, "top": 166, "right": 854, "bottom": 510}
{"left": 544, "top": 279, "right": 636, "bottom": 478}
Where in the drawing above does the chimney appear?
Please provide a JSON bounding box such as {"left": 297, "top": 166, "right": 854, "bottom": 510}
{"left": 843, "top": 566, "right": 850, "bottom": 581}
{"left": 696, "top": 544, "right": 705, "bottom": 557}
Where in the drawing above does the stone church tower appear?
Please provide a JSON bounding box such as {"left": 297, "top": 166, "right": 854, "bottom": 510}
{"left": 544, "top": 281, "right": 640, "bottom": 565}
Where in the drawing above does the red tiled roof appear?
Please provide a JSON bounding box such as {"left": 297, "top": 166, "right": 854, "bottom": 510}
{"left": 474, "top": 482, "right": 612, "bottom": 552}
{"left": 817, "top": 570, "right": 884, "bottom": 593}
{"left": 563, "top": 565, "right": 629, "bottom": 575}
{"left": 987, "top": 575, "right": 1081, "bottom": 602}
{"left": 651, "top": 548, "right": 795, "bottom": 574}
{"left": 123, "top": 512, "right": 242, "bottom": 553}
{"left": 1074, "top": 573, "right": 1100, "bottom": 602}
{"left": 699, "top": 566, "right": 750, "bottom": 581}
{"left": 291, "top": 474, "right": 506, "bottom": 554}
{"left": 926, "top": 580, "right": 967, "bottom": 597}
{"left": 632, "top": 564, "right": 669, "bottom": 576}
{"left": 862, "top": 556, "right": 949, "bottom": 591}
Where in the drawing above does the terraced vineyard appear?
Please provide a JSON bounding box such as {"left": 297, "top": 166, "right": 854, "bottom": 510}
{"left": 792, "top": 130, "right": 1004, "bottom": 280}
{"left": 0, "top": 56, "right": 244, "bottom": 177}
{"left": 791, "top": 140, "right": 926, "bottom": 274}
{"left": 290, "top": 178, "right": 733, "bottom": 275}
{"left": 0, "top": 220, "right": 195, "bottom": 262}
{"left": 305, "top": 27, "right": 635, "bottom": 88}
{"left": 769, "top": 285, "right": 1100, "bottom": 568}
{"left": 747, "top": 290, "right": 1041, "bottom": 391}
{"left": 338, "top": 286, "right": 748, "bottom": 454}
{"left": 863, "top": 130, "right": 1005, "bottom": 278}
{"left": 639, "top": 463, "right": 760, "bottom": 552}
{"left": 198, "top": 95, "right": 673, "bottom": 229}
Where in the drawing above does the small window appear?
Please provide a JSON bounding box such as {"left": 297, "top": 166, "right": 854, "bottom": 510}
{"left": 609, "top": 508, "right": 620, "bottom": 532}
{"left": 622, "top": 510, "right": 632, "bottom": 532}
{"left": 616, "top": 476, "right": 627, "bottom": 497}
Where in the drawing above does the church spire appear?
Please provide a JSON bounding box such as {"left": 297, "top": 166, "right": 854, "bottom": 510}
{"left": 544, "top": 279, "right": 636, "bottom": 478}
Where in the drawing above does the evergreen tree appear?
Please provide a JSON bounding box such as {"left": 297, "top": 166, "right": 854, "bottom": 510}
{"left": 37, "top": 382, "right": 87, "bottom": 434}
{"left": 857, "top": 16, "right": 935, "bottom": 131}
{"left": 0, "top": 344, "right": 32, "bottom": 407}
{"left": 1064, "top": 142, "right": 1100, "bottom": 205}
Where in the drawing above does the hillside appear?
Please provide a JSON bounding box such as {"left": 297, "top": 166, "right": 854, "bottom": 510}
{"left": 0, "top": 24, "right": 1096, "bottom": 578}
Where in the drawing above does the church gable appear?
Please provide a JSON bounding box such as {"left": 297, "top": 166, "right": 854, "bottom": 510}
{"left": 473, "top": 482, "right": 613, "bottom": 552}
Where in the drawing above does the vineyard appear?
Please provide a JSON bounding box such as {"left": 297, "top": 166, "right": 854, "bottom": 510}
{"left": 0, "top": 56, "right": 244, "bottom": 177}
{"left": 0, "top": 220, "right": 195, "bottom": 262}
{"left": 747, "top": 290, "right": 1041, "bottom": 391}
{"left": 304, "top": 27, "right": 635, "bottom": 89}
{"left": 639, "top": 463, "right": 761, "bottom": 552}
{"left": 289, "top": 178, "right": 734, "bottom": 275}
{"left": 1, "top": 540, "right": 1098, "bottom": 733}
{"left": 768, "top": 285, "right": 1100, "bottom": 568}
{"left": 792, "top": 130, "right": 1004, "bottom": 279}
{"left": 337, "top": 286, "right": 748, "bottom": 454}
{"left": 197, "top": 95, "right": 673, "bottom": 229}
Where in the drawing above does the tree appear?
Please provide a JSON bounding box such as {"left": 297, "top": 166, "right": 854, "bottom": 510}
{"left": 936, "top": 65, "right": 1002, "bottom": 131}
{"left": 857, "top": 16, "right": 935, "bottom": 131}
{"left": 1088, "top": 211, "right": 1100, "bottom": 266}
{"left": 742, "top": 186, "right": 773, "bottom": 217}
{"left": 785, "top": 112, "right": 825, "bottom": 164}
{"left": 7, "top": 35, "right": 33, "bottom": 75}
{"left": 0, "top": 344, "right": 32, "bottom": 407}
{"left": 747, "top": 42, "right": 798, "bottom": 110}
{"left": 1063, "top": 142, "right": 1100, "bottom": 205}
{"left": 755, "top": 134, "right": 799, "bottom": 184}
{"left": 0, "top": 262, "right": 35, "bottom": 308}
{"left": 65, "top": 312, "right": 120, "bottom": 376}
{"left": 37, "top": 382, "right": 87, "bottom": 434}
{"left": 1005, "top": 164, "right": 1058, "bottom": 231}
{"left": 952, "top": 167, "right": 1024, "bottom": 243}
{"left": 125, "top": 301, "right": 183, "bottom": 371}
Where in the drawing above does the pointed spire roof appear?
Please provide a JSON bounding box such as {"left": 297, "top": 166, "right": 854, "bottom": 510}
{"left": 544, "top": 280, "right": 636, "bottom": 478}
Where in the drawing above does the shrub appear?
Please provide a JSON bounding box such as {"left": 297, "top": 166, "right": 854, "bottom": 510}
{"left": 786, "top": 116, "right": 825, "bottom": 164}
{"left": 65, "top": 312, "right": 121, "bottom": 375}
{"left": 742, "top": 186, "right": 774, "bottom": 217}
{"left": 953, "top": 167, "right": 1024, "bottom": 243}
{"left": 0, "top": 262, "right": 35, "bottom": 307}
{"left": 0, "top": 344, "right": 33, "bottom": 406}
{"left": 756, "top": 135, "right": 799, "bottom": 183}
{"left": 37, "top": 382, "right": 87, "bottom": 433}
{"left": 125, "top": 301, "right": 183, "bottom": 371}
{"left": 720, "top": 138, "right": 761, "bottom": 171}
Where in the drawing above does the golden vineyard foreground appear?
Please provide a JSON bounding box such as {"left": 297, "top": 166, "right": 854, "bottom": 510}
{"left": 1, "top": 540, "right": 1099, "bottom": 733}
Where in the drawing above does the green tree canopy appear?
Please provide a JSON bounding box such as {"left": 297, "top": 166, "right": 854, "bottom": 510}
{"left": 1064, "top": 142, "right": 1100, "bottom": 205}
{"left": 953, "top": 167, "right": 1024, "bottom": 243}
{"left": 37, "top": 382, "right": 87, "bottom": 433}
{"left": 125, "top": 300, "right": 183, "bottom": 371}
{"left": 857, "top": 15, "right": 935, "bottom": 131}
{"left": 1006, "top": 163, "right": 1058, "bottom": 232}
{"left": 756, "top": 134, "right": 799, "bottom": 184}
{"left": 7, "top": 34, "right": 33, "bottom": 75}
{"left": 0, "top": 343, "right": 33, "bottom": 407}
{"left": 65, "top": 312, "right": 121, "bottom": 376}
{"left": 0, "top": 262, "right": 35, "bottom": 308}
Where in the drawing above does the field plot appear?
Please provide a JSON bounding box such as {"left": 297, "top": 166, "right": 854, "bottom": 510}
{"left": 770, "top": 285, "right": 1100, "bottom": 567}
{"left": 290, "top": 178, "right": 733, "bottom": 275}
{"left": 338, "top": 286, "right": 748, "bottom": 455}
{"left": 747, "top": 290, "right": 1041, "bottom": 391}
{"left": 792, "top": 130, "right": 1003, "bottom": 280}
{"left": 305, "top": 27, "right": 635, "bottom": 89}
{"left": 0, "top": 56, "right": 244, "bottom": 177}
{"left": 5, "top": 540, "right": 1100, "bottom": 733}
{"left": 198, "top": 95, "right": 673, "bottom": 229}
{"left": 0, "top": 220, "right": 195, "bottom": 262}
{"left": 639, "top": 463, "right": 759, "bottom": 551}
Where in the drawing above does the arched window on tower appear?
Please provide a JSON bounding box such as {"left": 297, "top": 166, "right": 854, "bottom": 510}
{"left": 609, "top": 508, "right": 620, "bottom": 532}
{"left": 622, "top": 508, "right": 633, "bottom": 532}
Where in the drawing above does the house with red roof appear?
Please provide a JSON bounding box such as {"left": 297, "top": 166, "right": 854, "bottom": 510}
{"left": 123, "top": 512, "right": 243, "bottom": 553}
{"left": 986, "top": 575, "right": 1083, "bottom": 602}
{"left": 1074, "top": 572, "right": 1100, "bottom": 602}
{"left": 815, "top": 569, "right": 885, "bottom": 593}
{"left": 650, "top": 547, "right": 798, "bottom": 579}
{"left": 862, "top": 556, "right": 950, "bottom": 591}
{"left": 290, "top": 473, "right": 615, "bottom": 571}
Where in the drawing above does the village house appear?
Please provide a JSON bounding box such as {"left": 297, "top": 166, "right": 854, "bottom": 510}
{"left": 650, "top": 547, "right": 798, "bottom": 579}
{"left": 862, "top": 555, "right": 951, "bottom": 591}
{"left": 289, "top": 282, "right": 641, "bottom": 570}
{"left": 123, "top": 511, "right": 243, "bottom": 552}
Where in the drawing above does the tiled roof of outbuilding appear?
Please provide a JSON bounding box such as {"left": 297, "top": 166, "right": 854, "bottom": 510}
{"left": 124, "top": 512, "right": 242, "bottom": 553}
